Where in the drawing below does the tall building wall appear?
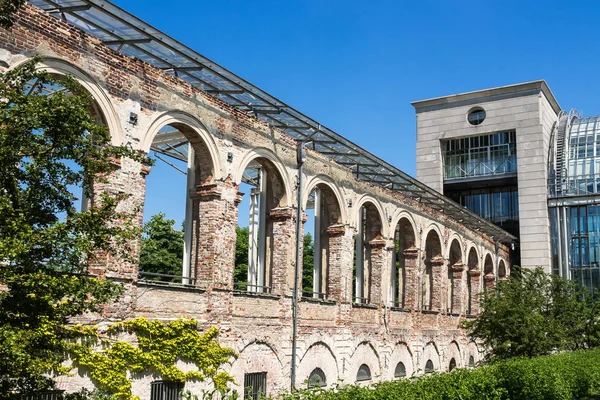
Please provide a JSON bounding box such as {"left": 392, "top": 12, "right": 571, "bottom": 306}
{"left": 414, "top": 83, "right": 560, "bottom": 271}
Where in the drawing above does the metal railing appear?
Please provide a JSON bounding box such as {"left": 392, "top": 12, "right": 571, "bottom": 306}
{"left": 444, "top": 157, "right": 517, "bottom": 180}
{"left": 138, "top": 271, "right": 196, "bottom": 284}
{"left": 17, "top": 391, "right": 65, "bottom": 400}
{"left": 549, "top": 173, "right": 600, "bottom": 197}
{"left": 150, "top": 380, "right": 183, "bottom": 400}
{"left": 234, "top": 282, "right": 272, "bottom": 294}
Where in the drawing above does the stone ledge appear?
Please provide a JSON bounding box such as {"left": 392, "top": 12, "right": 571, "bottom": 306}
{"left": 232, "top": 290, "right": 280, "bottom": 300}
{"left": 390, "top": 307, "right": 412, "bottom": 313}
{"left": 352, "top": 302, "right": 379, "bottom": 310}
{"left": 136, "top": 280, "right": 205, "bottom": 293}
{"left": 422, "top": 309, "right": 440, "bottom": 315}
{"left": 300, "top": 296, "right": 337, "bottom": 306}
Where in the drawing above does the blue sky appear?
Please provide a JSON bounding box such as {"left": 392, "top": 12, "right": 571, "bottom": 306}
{"left": 119, "top": 0, "right": 600, "bottom": 228}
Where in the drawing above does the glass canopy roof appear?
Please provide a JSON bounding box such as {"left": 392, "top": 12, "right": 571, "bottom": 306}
{"left": 27, "top": 0, "right": 516, "bottom": 243}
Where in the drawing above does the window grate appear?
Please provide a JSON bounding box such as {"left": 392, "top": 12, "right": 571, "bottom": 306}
{"left": 244, "top": 372, "right": 266, "bottom": 400}
{"left": 150, "top": 380, "right": 183, "bottom": 400}
{"left": 18, "top": 391, "right": 64, "bottom": 400}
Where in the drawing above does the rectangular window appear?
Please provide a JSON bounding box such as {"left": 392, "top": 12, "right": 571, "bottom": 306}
{"left": 244, "top": 372, "right": 267, "bottom": 400}
{"left": 442, "top": 131, "right": 517, "bottom": 180}
{"left": 150, "top": 381, "right": 183, "bottom": 400}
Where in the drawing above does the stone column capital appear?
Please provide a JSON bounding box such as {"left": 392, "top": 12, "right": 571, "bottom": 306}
{"left": 269, "top": 207, "right": 295, "bottom": 221}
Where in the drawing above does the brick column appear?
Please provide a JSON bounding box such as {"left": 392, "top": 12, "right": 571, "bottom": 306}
{"left": 88, "top": 156, "right": 150, "bottom": 281}
{"left": 368, "top": 234, "right": 387, "bottom": 305}
{"left": 192, "top": 182, "right": 241, "bottom": 290}
{"left": 403, "top": 246, "right": 419, "bottom": 310}
{"left": 469, "top": 268, "right": 482, "bottom": 315}
{"left": 326, "top": 224, "right": 353, "bottom": 302}
{"left": 484, "top": 272, "right": 496, "bottom": 290}
{"left": 430, "top": 256, "right": 445, "bottom": 312}
{"left": 451, "top": 262, "right": 465, "bottom": 315}
{"left": 269, "top": 207, "right": 296, "bottom": 296}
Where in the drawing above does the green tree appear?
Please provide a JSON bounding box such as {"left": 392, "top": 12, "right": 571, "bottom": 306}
{"left": 463, "top": 267, "right": 600, "bottom": 361}
{"left": 0, "top": 59, "right": 143, "bottom": 396}
{"left": 234, "top": 226, "right": 249, "bottom": 287}
{"left": 302, "top": 233, "right": 314, "bottom": 294}
{"left": 139, "top": 213, "right": 184, "bottom": 280}
{"left": 0, "top": 0, "right": 25, "bottom": 29}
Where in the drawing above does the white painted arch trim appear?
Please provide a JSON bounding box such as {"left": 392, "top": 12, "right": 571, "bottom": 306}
{"left": 353, "top": 194, "right": 388, "bottom": 238}
{"left": 302, "top": 174, "right": 347, "bottom": 225}
{"left": 390, "top": 210, "right": 419, "bottom": 247}
{"left": 142, "top": 110, "right": 223, "bottom": 181}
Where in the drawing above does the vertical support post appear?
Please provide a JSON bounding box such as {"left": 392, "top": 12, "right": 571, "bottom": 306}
{"left": 313, "top": 188, "right": 322, "bottom": 297}
{"left": 390, "top": 238, "right": 397, "bottom": 306}
{"left": 555, "top": 207, "right": 563, "bottom": 278}
{"left": 561, "top": 206, "right": 570, "bottom": 280}
{"left": 182, "top": 146, "right": 195, "bottom": 285}
{"left": 403, "top": 247, "right": 419, "bottom": 310}
{"left": 355, "top": 207, "right": 364, "bottom": 303}
{"left": 291, "top": 142, "right": 306, "bottom": 391}
{"left": 248, "top": 187, "right": 259, "bottom": 292}
{"left": 257, "top": 168, "right": 268, "bottom": 292}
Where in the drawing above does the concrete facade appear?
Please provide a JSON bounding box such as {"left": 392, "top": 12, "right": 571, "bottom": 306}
{"left": 413, "top": 82, "right": 560, "bottom": 272}
{"left": 1, "top": 4, "right": 511, "bottom": 398}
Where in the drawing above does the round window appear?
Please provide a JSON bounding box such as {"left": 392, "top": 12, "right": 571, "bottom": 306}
{"left": 467, "top": 108, "right": 486, "bottom": 125}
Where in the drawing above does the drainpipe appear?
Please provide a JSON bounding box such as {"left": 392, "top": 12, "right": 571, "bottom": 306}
{"left": 291, "top": 141, "right": 306, "bottom": 391}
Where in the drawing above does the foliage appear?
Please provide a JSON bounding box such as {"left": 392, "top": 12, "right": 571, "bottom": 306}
{"left": 0, "top": 58, "right": 144, "bottom": 396}
{"left": 234, "top": 226, "right": 249, "bottom": 286}
{"left": 139, "top": 213, "right": 184, "bottom": 279}
{"left": 68, "top": 318, "right": 236, "bottom": 400}
{"left": 0, "top": 0, "right": 25, "bottom": 29}
{"left": 463, "top": 267, "right": 600, "bottom": 361}
{"left": 301, "top": 233, "right": 314, "bottom": 294}
{"left": 276, "top": 348, "right": 600, "bottom": 400}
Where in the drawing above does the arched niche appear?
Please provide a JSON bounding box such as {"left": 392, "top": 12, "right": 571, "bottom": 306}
{"left": 423, "top": 228, "right": 442, "bottom": 311}
{"left": 391, "top": 217, "right": 416, "bottom": 307}
{"left": 354, "top": 200, "right": 384, "bottom": 305}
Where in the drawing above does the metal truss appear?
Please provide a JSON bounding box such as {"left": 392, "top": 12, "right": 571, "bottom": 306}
{"left": 28, "top": 0, "right": 516, "bottom": 243}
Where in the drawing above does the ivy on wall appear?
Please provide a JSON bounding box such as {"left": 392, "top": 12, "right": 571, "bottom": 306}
{"left": 68, "top": 318, "right": 236, "bottom": 400}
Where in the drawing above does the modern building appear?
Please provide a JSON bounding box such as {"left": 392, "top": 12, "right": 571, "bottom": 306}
{"left": 413, "top": 82, "right": 600, "bottom": 290}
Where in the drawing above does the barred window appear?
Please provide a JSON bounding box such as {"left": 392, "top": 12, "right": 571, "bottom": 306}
{"left": 307, "top": 367, "right": 326, "bottom": 388}
{"left": 150, "top": 380, "right": 183, "bottom": 400}
{"left": 244, "top": 372, "right": 267, "bottom": 400}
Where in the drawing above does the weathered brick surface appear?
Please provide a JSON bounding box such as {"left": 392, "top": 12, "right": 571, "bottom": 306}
{"left": 0, "top": 4, "right": 514, "bottom": 398}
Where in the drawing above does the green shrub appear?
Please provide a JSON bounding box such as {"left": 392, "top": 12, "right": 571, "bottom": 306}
{"left": 276, "top": 348, "right": 600, "bottom": 400}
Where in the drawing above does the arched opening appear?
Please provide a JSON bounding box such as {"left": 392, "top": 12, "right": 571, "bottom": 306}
{"left": 448, "top": 358, "right": 456, "bottom": 371}
{"left": 467, "top": 248, "right": 479, "bottom": 315}
{"left": 141, "top": 122, "right": 215, "bottom": 284}
{"left": 307, "top": 367, "right": 326, "bottom": 388}
{"left": 424, "top": 360, "right": 434, "bottom": 374}
{"left": 484, "top": 254, "right": 494, "bottom": 290}
{"left": 356, "top": 364, "right": 372, "bottom": 382}
{"left": 354, "top": 202, "right": 383, "bottom": 305}
{"left": 235, "top": 157, "right": 287, "bottom": 293}
{"left": 423, "top": 230, "right": 442, "bottom": 311}
{"left": 448, "top": 239, "right": 462, "bottom": 313}
{"left": 498, "top": 259, "right": 507, "bottom": 278}
{"left": 391, "top": 218, "right": 415, "bottom": 308}
{"left": 394, "top": 362, "right": 406, "bottom": 378}
{"left": 468, "top": 355, "right": 475, "bottom": 368}
{"left": 302, "top": 183, "right": 342, "bottom": 299}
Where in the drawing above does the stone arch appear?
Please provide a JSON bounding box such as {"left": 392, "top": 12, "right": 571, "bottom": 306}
{"left": 498, "top": 259, "right": 507, "bottom": 278}
{"left": 388, "top": 342, "right": 414, "bottom": 379}
{"left": 31, "top": 57, "right": 123, "bottom": 147}
{"left": 447, "top": 238, "right": 463, "bottom": 314}
{"left": 354, "top": 195, "right": 386, "bottom": 237}
{"left": 353, "top": 198, "right": 385, "bottom": 305}
{"left": 230, "top": 341, "right": 284, "bottom": 398}
{"left": 235, "top": 147, "right": 292, "bottom": 208}
{"left": 466, "top": 341, "right": 480, "bottom": 368}
{"left": 421, "top": 342, "right": 441, "bottom": 374}
{"left": 297, "top": 341, "right": 338, "bottom": 388}
{"left": 483, "top": 253, "right": 494, "bottom": 274}
{"left": 390, "top": 211, "right": 418, "bottom": 246}
{"left": 446, "top": 235, "right": 463, "bottom": 262}
{"left": 467, "top": 246, "right": 480, "bottom": 315}
{"left": 446, "top": 341, "right": 462, "bottom": 371}
{"left": 303, "top": 174, "right": 346, "bottom": 225}
{"left": 350, "top": 341, "right": 381, "bottom": 384}
{"left": 423, "top": 228, "right": 443, "bottom": 311}
{"left": 391, "top": 216, "right": 417, "bottom": 308}
{"left": 142, "top": 110, "right": 222, "bottom": 183}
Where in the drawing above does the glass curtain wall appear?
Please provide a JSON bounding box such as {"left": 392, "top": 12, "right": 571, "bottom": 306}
{"left": 443, "top": 131, "right": 517, "bottom": 180}
{"left": 448, "top": 188, "right": 519, "bottom": 226}
{"left": 566, "top": 116, "right": 600, "bottom": 195}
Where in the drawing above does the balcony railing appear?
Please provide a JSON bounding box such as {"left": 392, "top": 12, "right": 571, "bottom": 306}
{"left": 549, "top": 173, "right": 600, "bottom": 197}
{"left": 444, "top": 156, "right": 517, "bottom": 180}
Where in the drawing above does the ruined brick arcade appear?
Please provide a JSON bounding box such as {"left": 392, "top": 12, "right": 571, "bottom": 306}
{"left": 0, "top": 3, "right": 512, "bottom": 398}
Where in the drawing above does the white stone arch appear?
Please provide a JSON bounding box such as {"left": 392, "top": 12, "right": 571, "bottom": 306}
{"left": 483, "top": 251, "right": 495, "bottom": 274}
{"left": 234, "top": 147, "right": 292, "bottom": 207}
{"left": 466, "top": 341, "right": 481, "bottom": 367}
{"left": 445, "top": 233, "right": 464, "bottom": 261}
{"left": 141, "top": 110, "right": 223, "bottom": 181}
{"left": 421, "top": 341, "right": 441, "bottom": 374}
{"left": 466, "top": 243, "right": 480, "bottom": 269}
{"left": 25, "top": 56, "right": 124, "bottom": 147}
{"left": 498, "top": 258, "right": 508, "bottom": 278}
{"left": 388, "top": 342, "right": 414, "bottom": 379}
{"left": 230, "top": 340, "right": 284, "bottom": 398}
{"left": 445, "top": 341, "right": 462, "bottom": 371}
{"left": 296, "top": 341, "right": 339, "bottom": 388}
{"left": 423, "top": 223, "right": 443, "bottom": 256}
{"left": 302, "top": 174, "right": 347, "bottom": 225}
{"left": 353, "top": 194, "right": 387, "bottom": 238}
{"left": 390, "top": 210, "right": 418, "bottom": 247}
{"left": 349, "top": 341, "right": 382, "bottom": 384}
